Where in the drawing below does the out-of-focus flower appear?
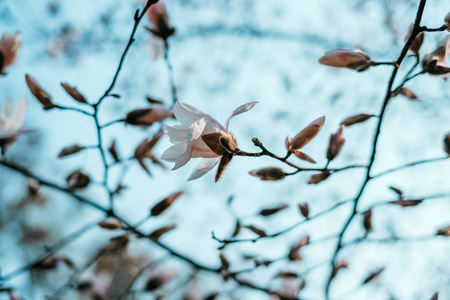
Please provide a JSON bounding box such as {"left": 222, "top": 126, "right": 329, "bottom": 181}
{"left": 147, "top": 0, "right": 174, "bottom": 39}
{"left": 0, "top": 32, "right": 21, "bottom": 75}
{"left": 162, "top": 101, "right": 257, "bottom": 180}
{"left": 147, "top": 35, "right": 166, "bottom": 60}
{"left": 0, "top": 99, "right": 26, "bottom": 139}
{"left": 421, "top": 34, "right": 450, "bottom": 78}
{"left": 319, "top": 49, "right": 371, "bottom": 71}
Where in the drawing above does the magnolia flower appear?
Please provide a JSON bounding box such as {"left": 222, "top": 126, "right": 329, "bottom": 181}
{"left": 161, "top": 101, "right": 257, "bottom": 181}
{"left": 421, "top": 34, "right": 450, "bottom": 78}
{"left": 0, "top": 32, "right": 22, "bottom": 74}
{"left": 0, "top": 99, "right": 26, "bottom": 139}
{"left": 319, "top": 49, "right": 371, "bottom": 71}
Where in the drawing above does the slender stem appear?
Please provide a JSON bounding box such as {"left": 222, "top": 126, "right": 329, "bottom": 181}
{"left": 95, "top": 0, "right": 158, "bottom": 107}
{"left": 371, "top": 157, "right": 449, "bottom": 179}
{"left": 0, "top": 220, "right": 99, "bottom": 282}
{"left": 55, "top": 105, "right": 93, "bottom": 116}
{"left": 100, "top": 118, "right": 124, "bottom": 128}
{"left": 164, "top": 39, "right": 178, "bottom": 105}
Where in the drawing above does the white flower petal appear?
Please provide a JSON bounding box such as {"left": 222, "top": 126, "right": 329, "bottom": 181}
{"left": 186, "top": 117, "right": 206, "bottom": 142}
{"left": 225, "top": 101, "right": 258, "bottom": 130}
{"left": 172, "top": 145, "right": 193, "bottom": 170}
{"left": 161, "top": 143, "right": 187, "bottom": 162}
{"left": 10, "top": 99, "right": 26, "bottom": 132}
{"left": 173, "top": 101, "right": 204, "bottom": 128}
{"left": 164, "top": 124, "right": 187, "bottom": 143}
{"left": 188, "top": 157, "right": 221, "bottom": 181}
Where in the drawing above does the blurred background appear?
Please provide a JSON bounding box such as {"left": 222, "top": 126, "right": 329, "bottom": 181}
{"left": 0, "top": 0, "right": 449, "bottom": 299}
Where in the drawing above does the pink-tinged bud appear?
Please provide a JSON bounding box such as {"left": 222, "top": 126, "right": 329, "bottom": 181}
{"left": 147, "top": 1, "right": 175, "bottom": 39}
{"left": 0, "top": 32, "right": 21, "bottom": 74}
{"left": 319, "top": 49, "right": 371, "bottom": 71}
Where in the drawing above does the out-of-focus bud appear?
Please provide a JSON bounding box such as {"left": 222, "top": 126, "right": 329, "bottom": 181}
{"left": 149, "top": 224, "right": 176, "bottom": 239}
{"left": 298, "top": 203, "right": 309, "bottom": 218}
{"left": 0, "top": 32, "right": 21, "bottom": 74}
{"left": 61, "top": 82, "right": 88, "bottom": 104}
{"left": 98, "top": 218, "right": 123, "bottom": 230}
{"left": 66, "top": 169, "right": 91, "bottom": 189}
{"left": 150, "top": 191, "right": 183, "bottom": 216}
{"left": 399, "top": 86, "right": 418, "bottom": 100}
{"left": 327, "top": 126, "right": 345, "bottom": 161}
{"left": 341, "top": 113, "right": 374, "bottom": 127}
{"left": 58, "top": 144, "right": 85, "bottom": 158}
{"left": 249, "top": 167, "right": 286, "bottom": 181}
{"left": 289, "top": 116, "right": 326, "bottom": 151}
{"left": 134, "top": 130, "right": 164, "bottom": 175}
{"left": 363, "top": 209, "right": 373, "bottom": 234}
{"left": 105, "top": 234, "right": 129, "bottom": 253}
{"left": 147, "top": 1, "right": 175, "bottom": 39}
{"left": 307, "top": 171, "right": 330, "bottom": 184}
{"left": 444, "top": 133, "right": 450, "bottom": 156}
{"left": 288, "top": 235, "right": 309, "bottom": 261}
{"left": 25, "top": 74, "right": 56, "bottom": 110}
{"left": 259, "top": 204, "right": 288, "bottom": 216}
{"left": 331, "top": 260, "right": 349, "bottom": 279}
{"left": 437, "top": 225, "right": 450, "bottom": 236}
{"left": 125, "top": 105, "right": 172, "bottom": 127}
{"left": 245, "top": 225, "right": 267, "bottom": 237}
{"left": 405, "top": 25, "right": 424, "bottom": 55}
{"left": 363, "top": 268, "right": 384, "bottom": 284}
{"left": 319, "top": 49, "right": 371, "bottom": 71}
{"left": 420, "top": 35, "right": 450, "bottom": 78}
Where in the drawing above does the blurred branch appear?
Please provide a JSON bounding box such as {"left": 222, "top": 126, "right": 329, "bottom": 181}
{"left": 212, "top": 200, "right": 351, "bottom": 247}
{"left": 371, "top": 157, "right": 449, "bottom": 179}
{"left": 0, "top": 220, "right": 99, "bottom": 282}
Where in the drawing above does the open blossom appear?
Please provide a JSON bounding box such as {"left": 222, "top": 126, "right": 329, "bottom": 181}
{"left": 421, "top": 34, "right": 450, "bottom": 78}
{"left": 161, "top": 101, "right": 257, "bottom": 180}
{"left": 0, "top": 32, "right": 22, "bottom": 74}
{"left": 319, "top": 49, "right": 371, "bottom": 71}
{"left": 0, "top": 99, "right": 26, "bottom": 139}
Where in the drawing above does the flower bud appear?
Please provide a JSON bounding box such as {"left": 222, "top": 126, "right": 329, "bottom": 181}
{"left": 249, "top": 167, "right": 286, "bottom": 181}
{"left": 126, "top": 105, "right": 172, "bottom": 127}
{"left": 61, "top": 82, "right": 88, "bottom": 104}
{"left": 25, "top": 74, "right": 56, "bottom": 110}
{"left": 66, "top": 169, "right": 90, "bottom": 189}
{"left": 319, "top": 49, "right": 371, "bottom": 71}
